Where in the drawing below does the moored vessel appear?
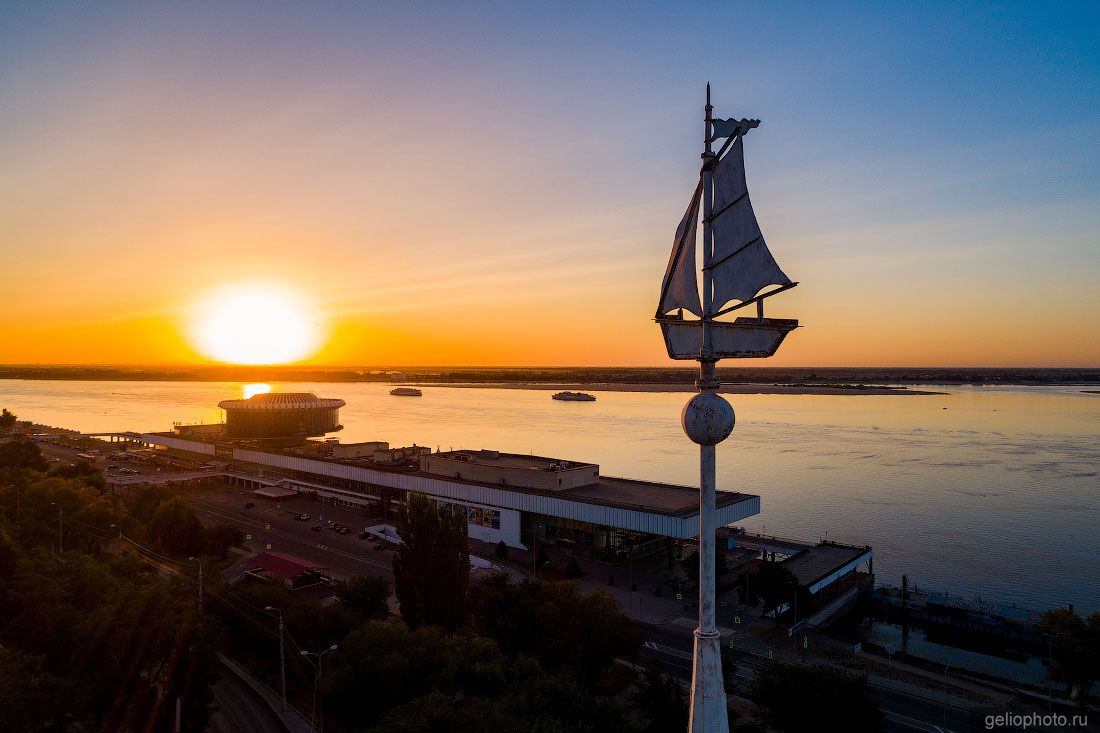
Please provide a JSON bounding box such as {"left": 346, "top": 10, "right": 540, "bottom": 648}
{"left": 552, "top": 391, "right": 595, "bottom": 402}
{"left": 390, "top": 387, "right": 422, "bottom": 397}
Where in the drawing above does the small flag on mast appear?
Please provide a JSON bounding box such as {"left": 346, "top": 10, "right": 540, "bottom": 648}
{"left": 709, "top": 117, "right": 760, "bottom": 141}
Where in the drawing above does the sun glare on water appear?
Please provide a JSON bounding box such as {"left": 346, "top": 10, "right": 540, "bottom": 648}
{"left": 191, "top": 285, "right": 323, "bottom": 364}
{"left": 242, "top": 383, "right": 272, "bottom": 399}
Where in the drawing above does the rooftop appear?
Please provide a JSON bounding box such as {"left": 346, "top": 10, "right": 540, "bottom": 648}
{"left": 559, "top": 475, "right": 748, "bottom": 516}
{"left": 218, "top": 392, "right": 346, "bottom": 411}
{"left": 433, "top": 449, "right": 595, "bottom": 472}
{"left": 147, "top": 432, "right": 757, "bottom": 518}
{"left": 782, "top": 542, "right": 872, "bottom": 591}
{"left": 249, "top": 551, "right": 328, "bottom": 578}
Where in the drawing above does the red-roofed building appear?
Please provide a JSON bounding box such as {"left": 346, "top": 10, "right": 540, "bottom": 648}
{"left": 247, "top": 551, "right": 329, "bottom": 589}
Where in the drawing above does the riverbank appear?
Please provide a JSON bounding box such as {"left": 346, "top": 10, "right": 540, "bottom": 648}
{"left": 416, "top": 382, "right": 947, "bottom": 396}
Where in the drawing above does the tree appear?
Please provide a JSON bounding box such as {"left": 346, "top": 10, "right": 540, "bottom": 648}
{"left": 0, "top": 408, "right": 17, "bottom": 430}
{"left": 127, "top": 484, "right": 174, "bottom": 523}
{"left": 0, "top": 648, "right": 73, "bottom": 731}
{"left": 469, "top": 573, "right": 643, "bottom": 686}
{"left": 1039, "top": 606, "right": 1100, "bottom": 708}
{"left": 751, "top": 561, "right": 799, "bottom": 627}
{"left": 749, "top": 659, "right": 883, "bottom": 733}
{"left": 0, "top": 526, "right": 219, "bottom": 732}
{"left": 50, "top": 460, "right": 106, "bottom": 492}
{"left": 565, "top": 557, "right": 582, "bottom": 579}
{"left": 392, "top": 492, "right": 470, "bottom": 630}
{"left": 338, "top": 575, "right": 391, "bottom": 619}
{"left": 681, "top": 548, "right": 730, "bottom": 589}
{"left": 200, "top": 523, "right": 244, "bottom": 560}
{"left": 148, "top": 496, "right": 202, "bottom": 555}
{"left": 0, "top": 438, "right": 48, "bottom": 472}
{"left": 631, "top": 659, "right": 688, "bottom": 732}
{"left": 494, "top": 539, "right": 508, "bottom": 559}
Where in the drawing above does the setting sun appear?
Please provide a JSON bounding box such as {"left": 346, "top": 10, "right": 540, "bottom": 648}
{"left": 190, "top": 285, "right": 322, "bottom": 364}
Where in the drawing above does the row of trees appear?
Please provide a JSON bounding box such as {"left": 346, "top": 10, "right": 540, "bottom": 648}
{"left": 0, "top": 432, "right": 228, "bottom": 731}
{"left": 1038, "top": 606, "right": 1100, "bottom": 708}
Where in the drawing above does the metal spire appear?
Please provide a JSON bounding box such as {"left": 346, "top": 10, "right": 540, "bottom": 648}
{"left": 684, "top": 82, "right": 733, "bottom": 733}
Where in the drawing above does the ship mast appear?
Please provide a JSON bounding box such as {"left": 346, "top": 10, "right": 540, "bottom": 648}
{"left": 685, "top": 82, "right": 733, "bottom": 733}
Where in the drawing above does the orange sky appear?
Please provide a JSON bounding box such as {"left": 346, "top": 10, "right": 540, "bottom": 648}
{"left": 1, "top": 4, "right": 1097, "bottom": 368}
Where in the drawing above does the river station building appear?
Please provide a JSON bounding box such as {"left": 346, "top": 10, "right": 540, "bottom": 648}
{"left": 118, "top": 392, "right": 871, "bottom": 625}
{"left": 142, "top": 430, "right": 760, "bottom": 562}
{"left": 216, "top": 392, "right": 345, "bottom": 439}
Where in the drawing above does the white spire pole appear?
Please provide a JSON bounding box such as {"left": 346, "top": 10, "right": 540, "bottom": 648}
{"left": 684, "top": 82, "right": 733, "bottom": 733}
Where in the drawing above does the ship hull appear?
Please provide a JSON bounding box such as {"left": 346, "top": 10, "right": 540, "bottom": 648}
{"left": 657, "top": 317, "right": 798, "bottom": 360}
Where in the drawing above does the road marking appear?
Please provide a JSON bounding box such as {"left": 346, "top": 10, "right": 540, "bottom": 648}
{"left": 885, "top": 711, "right": 950, "bottom": 732}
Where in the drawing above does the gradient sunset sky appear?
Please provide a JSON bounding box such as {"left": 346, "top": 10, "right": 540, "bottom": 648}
{"left": 2, "top": 2, "right": 1097, "bottom": 367}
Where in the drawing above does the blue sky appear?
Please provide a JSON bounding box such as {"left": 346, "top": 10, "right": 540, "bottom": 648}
{"left": 1, "top": 1, "right": 1097, "bottom": 365}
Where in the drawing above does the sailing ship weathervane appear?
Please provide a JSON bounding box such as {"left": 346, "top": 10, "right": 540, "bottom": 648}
{"left": 656, "top": 85, "right": 798, "bottom": 733}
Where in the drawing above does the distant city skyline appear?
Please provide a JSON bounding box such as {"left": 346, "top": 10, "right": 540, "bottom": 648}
{"left": 1, "top": 2, "right": 1098, "bottom": 367}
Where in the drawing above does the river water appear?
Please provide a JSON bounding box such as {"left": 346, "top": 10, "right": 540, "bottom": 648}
{"left": 2, "top": 379, "right": 1098, "bottom": 614}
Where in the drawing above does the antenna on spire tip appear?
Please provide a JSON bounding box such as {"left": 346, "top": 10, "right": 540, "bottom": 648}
{"left": 706, "top": 82, "right": 711, "bottom": 106}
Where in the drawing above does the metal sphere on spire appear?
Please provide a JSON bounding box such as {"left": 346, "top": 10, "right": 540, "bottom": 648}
{"left": 682, "top": 392, "right": 735, "bottom": 446}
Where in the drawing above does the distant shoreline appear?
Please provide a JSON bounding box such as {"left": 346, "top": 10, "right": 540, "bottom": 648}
{"left": 415, "top": 382, "right": 947, "bottom": 396}
{"left": 0, "top": 365, "right": 1096, "bottom": 390}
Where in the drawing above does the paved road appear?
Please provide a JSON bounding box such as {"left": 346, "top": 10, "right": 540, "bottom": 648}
{"left": 186, "top": 487, "right": 395, "bottom": 580}
{"left": 208, "top": 659, "right": 289, "bottom": 733}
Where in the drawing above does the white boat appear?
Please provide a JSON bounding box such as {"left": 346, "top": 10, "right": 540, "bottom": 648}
{"left": 390, "top": 387, "right": 422, "bottom": 397}
{"left": 655, "top": 90, "right": 798, "bottom": 360}
{"left": 552, "top": 391, "right": 595, "bottom": 402}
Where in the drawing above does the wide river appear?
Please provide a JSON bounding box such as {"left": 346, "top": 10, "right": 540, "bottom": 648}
{"left": 2, "top": 380, "right": 1098, "bottom": 614}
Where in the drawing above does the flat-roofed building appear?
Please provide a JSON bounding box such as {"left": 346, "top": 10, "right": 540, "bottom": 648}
{"left": 331, "top": 441, "right": 390, "bottom": 459}
{"left": 421, "top": 449, "right": 599, "bottom": 492}
{"left": 141, "top": 432, "right": 760, "bottom": 561}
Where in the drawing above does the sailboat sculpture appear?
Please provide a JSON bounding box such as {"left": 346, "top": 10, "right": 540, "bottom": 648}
{"left": 655, "top": 103, "right": 798, "bottom": 359}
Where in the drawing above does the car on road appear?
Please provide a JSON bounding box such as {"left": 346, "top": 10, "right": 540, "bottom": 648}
{"left": 299, "top": 513, "right": 310, "bottom": 521}
{"left": 339, "top": 527, "right": 349, "bottom": 535}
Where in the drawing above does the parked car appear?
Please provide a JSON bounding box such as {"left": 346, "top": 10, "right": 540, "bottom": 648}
{"left": 339, "top": 527, "right": 349, "bottom": 535}
{"left": 300, "top": 513, "right": 310, "bottom": 521}
{"left": 311, "top": 525, "right": 323, "bottom": 532}
{"left": 357, "top": 530, "right": 371, "bottom": 540}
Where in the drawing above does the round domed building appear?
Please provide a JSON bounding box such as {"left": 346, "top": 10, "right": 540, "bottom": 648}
{"left": 217, "top": 392, "right": 345, "bottom": 439}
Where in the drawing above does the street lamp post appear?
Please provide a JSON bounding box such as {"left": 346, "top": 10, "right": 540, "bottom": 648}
{"left": 265, "top": 606, "right": 287, "bottom": 712}
{"left": 943, "top": 659, "right": 951, "bottom": 730}
{"left": 50, "top": 502, "right": 63, "bottom": 555}
{"left": 1044, "top": 633, "right": 1053, "bottom": 710}
{"left": 301, "top": 644, "right": 338, "bottom": 732}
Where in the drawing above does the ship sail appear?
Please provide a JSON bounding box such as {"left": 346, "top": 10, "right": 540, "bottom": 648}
{"left": 655, "top": 181, "right": 703, "bottom": 318}
{"left": 654, "top": 91, "right": 799, "bottom": 362}
{"left": 707, "top": 135, "right": 792, "bottom": 313}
